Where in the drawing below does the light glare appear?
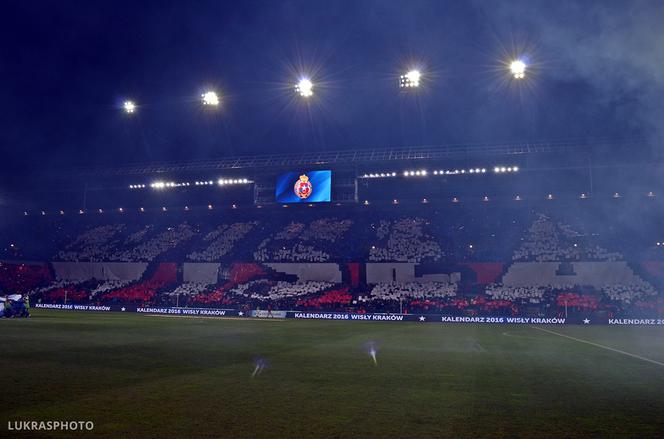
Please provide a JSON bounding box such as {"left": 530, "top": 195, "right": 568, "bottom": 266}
{"left": 510, "top": 60, "right": 526, "bottom": 79}
{"left": 400, "top": 70, "right": 421, "bottom": 88}
{"left": 202, "top": 91, "right": 220, "bottom": 106}
{"left": 295, "top": 78, "right": 313, "bottom": 97}
{"left": 123, "top": 100, "right": 136, "bottom": 113}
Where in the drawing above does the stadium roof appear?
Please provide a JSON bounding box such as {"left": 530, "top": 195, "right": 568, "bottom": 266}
{"left": 75, "top": 138, "right": 644, "bottom": 177}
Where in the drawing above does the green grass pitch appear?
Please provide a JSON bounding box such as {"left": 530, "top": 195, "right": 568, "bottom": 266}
{"left": 2, "top": 309, "right": 664, "bottom": 438}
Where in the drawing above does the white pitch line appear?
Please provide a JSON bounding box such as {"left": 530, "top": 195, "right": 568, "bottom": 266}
{"left": 531, "top": 326, "right": 664, "bottom": 368}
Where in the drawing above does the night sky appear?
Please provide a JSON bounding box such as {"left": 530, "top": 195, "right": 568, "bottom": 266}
{"left": 1, "top": 0, "right": 662, "bottom": 182}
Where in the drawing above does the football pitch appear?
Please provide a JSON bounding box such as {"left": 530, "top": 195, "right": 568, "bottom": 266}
{"left": 2, "top": 310, "right": 664, "bottom": 438}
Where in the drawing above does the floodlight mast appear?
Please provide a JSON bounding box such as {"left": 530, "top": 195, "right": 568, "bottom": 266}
{"left": 295, "top": 78, "right": 313, "bottom": 97}
{"left": 400, "top": 70, "right": 421, "bottom": 88}
{"left": 510, "top": 60, "right": 526, "bottom": 79}
{"left": 202, "top": 91, "right": 220, "bottom": 106}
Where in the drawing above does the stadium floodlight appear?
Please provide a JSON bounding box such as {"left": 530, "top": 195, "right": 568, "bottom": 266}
{"left": 400, "top": 70, "right": 421, "bottom": 88}
{"left": 295, "top": 78, "right": 313, "bottom": 97}
{"left": 202, "top": 91, "right": 220, "bottom": 106}
{"left": 123, "top": 100, "right": 136, "bottom": 114}
{"left": 510, "top": 60, "right": 526, "bottom": 79}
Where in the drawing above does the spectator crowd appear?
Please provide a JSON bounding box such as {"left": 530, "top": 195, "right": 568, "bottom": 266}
{"left": 0, "top": 210, "right": 660, "bottom": 318}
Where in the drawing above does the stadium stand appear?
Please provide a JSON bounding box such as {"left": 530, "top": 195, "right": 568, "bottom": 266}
{"left": 0, "top": 208, "right": 662, "bottom": 319}
{"left": 55, "top": 224, "right": 125, "bottom": 262}
{"left": 254, "top": 218, "right": 354, "bottom": 262}
{"left": 188, "top": 222, "right": 258, "bottom": 261}
{"left": 0, "top": 262, "right": 52, "bottom": 293}
{"left": 369, "top": 218, "right": 443, "bottom": 263}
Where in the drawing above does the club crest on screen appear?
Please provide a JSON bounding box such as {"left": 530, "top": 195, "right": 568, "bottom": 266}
{"left": 294, "top": 174, "right": 313, "bottom": 199}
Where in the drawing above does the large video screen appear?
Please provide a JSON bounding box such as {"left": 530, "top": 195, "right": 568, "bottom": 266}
{"left": 275, "top": 170, "right": 332, "bottom": 203}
